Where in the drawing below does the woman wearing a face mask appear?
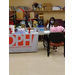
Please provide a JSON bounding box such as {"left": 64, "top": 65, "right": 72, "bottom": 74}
{"left": 46, "top": 17, "right": 55, "bottom": 30}
{"left": 43, "top": 17, "right": 55, "bottom": 49}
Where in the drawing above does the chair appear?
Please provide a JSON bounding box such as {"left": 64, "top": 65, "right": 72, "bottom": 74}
{"left": 43, "top": 19, "right": 65, "bottom": 48}
{"left": 47, "top": 32, "right": 65, "bottom": 57}
{"left": 63, "top": 21, "right": 65, "bottom": 28}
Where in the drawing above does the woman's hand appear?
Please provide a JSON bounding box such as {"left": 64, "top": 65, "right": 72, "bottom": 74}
{"left": 44, "top": 27, "right": 47, "bottom": 30}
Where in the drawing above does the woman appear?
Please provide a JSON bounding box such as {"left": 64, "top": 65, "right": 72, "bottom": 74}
{"left": 43, "top": 17, "right": 56, "bottom": 48}
{"left": 46, "top": 17, "right": 55, "bottom": 30}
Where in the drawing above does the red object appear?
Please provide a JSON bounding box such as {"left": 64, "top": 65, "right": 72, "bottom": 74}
{"left": 29, "top": 28, "right": 31, "bottom": 33}
{"left": 19, "top": 8, "right": 24, "bottom": 12}
{"left": 28, "top": 19, "right": 33, "bottom": 22}
{"left": 9, "top": 22, "right": 14, "bottom": 25}
{"left": 9, "top": 28, "right": 12, "bottom": 34}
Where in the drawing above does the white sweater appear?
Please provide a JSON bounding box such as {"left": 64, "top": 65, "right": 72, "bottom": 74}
{"left": 46, "top": 23, "right": 54, "bottom": 30}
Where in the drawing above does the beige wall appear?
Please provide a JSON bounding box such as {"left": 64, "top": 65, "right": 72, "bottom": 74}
{"left": 9, "top": 0, "right": 65, "bottom": 7}
{"left": 9, "top": 0, "right": 65, "bottom": 25}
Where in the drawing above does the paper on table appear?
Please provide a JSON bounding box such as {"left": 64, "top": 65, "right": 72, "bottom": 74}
{"left": 44, "top": 31, "right": 50, "bottom": 33}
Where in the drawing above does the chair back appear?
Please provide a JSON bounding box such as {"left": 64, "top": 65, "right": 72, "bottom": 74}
{"left": 49, "top": 32, "right": 64, "bottom": 43}
{"left": 63, "top": 21, "right": 65, "bottom": 28}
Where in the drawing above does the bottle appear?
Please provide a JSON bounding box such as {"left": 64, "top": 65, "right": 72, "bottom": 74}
{"left": 29, "top": 28, "right": 31, "bottom": 33}
{"left": 34, "top": 27, "right": 36, "bottom": 32}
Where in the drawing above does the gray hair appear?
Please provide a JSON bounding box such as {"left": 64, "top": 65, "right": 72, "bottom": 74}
{"left": 54, "top": 21, "right": 59, "bottom": 24}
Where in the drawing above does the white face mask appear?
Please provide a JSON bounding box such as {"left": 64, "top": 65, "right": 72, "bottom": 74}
{"left": 51, "top": 21, "right": 54, "bottom": 24}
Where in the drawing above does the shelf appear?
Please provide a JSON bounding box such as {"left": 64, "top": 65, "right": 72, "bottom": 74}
{"left": 50, "top": 10, "right": 65, "bottom": 12}
{"left": 30, "top": 18, "right": 37, "bottom": 19}
{"left": 25, "top": 10, "right": 49, "bottom": 12}
{"left": 17, "top": 18, "right": 37, "bottom": 20}
{"left": 9, "top": 10, "right": 16, "bottom": 11}
{"left": 9, "top": 10, "right": 49, "bottom": 12}
{"left": 17, "top": 19, "right": 26, "bottom": 20}
{"left": 9, "top": 10, "right": 65, "bottom": 12}
{"left": 9, "top": 18, "right": 13, "bottom": 19}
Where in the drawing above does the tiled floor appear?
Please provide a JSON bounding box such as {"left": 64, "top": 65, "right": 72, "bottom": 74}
{"left": 9, "top": 42, "right": 65, "bottom": 75}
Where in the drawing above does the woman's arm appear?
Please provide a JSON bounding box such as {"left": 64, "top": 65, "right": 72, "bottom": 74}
{"left": 46, "top": 23, "right": 49, "bottom": 29}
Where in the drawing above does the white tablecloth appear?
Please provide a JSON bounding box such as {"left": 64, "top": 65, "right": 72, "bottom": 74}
{"left": 9, "top": 30, "right": 50, "bottom": 53}
{"left": 9, "top": 32, "right": 38, "bottom": 53}
{"left": 38, "top": 30, "right": 50, "bottom": 35}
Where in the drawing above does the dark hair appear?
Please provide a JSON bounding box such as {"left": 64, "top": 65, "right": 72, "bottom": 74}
{"left": 49, "top": 17, "right": 55, "bottom": 29}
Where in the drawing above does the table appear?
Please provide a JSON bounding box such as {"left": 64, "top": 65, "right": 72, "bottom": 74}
{"left": 38, "top": 31, "right": 50, "bottom": 56}
{"left": 9, "top": 30, "right": 65, "bottom": 56}
{"left": 29, "top": 30, "right": 50, "bottom": 57}
{"left": 38, "top": 31, "right": 50, "bottom": 35}
{"left": 9, "top": 30, "right": 50, "bottom": 56}
{"left": 9, "top": 32, "right": 38, "bottom": 53}
{"left": 31, "top": 30, "right": 50, "bottom": 56}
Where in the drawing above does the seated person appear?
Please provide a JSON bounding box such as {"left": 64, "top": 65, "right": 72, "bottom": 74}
{"left": 46, "top": 17, "right": 55, "bottom": 30}
{"left": 45, "top": 17, "right": 55, "bottom": 40}
{"left": 50, "top": 21, "right": 65, "bottom": 52}
{"left": 43, "top": 17, "right": 55, "bottom": 48}
{"left": 50, "top": 21, "right": 65, "bottom": 32}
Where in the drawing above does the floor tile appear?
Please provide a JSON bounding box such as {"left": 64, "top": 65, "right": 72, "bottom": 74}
{"left": 9, "top": 42, "right": 65, "bottom": 75}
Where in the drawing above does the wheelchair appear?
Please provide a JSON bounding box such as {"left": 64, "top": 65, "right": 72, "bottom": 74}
{"left": 43, "top": 35, "right": 48, "bottom": 48}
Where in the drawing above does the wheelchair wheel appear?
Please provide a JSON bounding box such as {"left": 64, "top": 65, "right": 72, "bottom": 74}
{"left": 43, "top": 40, "right": 47, "bottom": 48}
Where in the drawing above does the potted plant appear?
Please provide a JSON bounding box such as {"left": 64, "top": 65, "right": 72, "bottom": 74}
{"left": 42, "top": 3, "right": 46, "bottom": 10}
{"left": 38, "top": 3, "right": 42, "bottom": 10}
{"left": 32, "top": 3, "right": 38, "bottom": 10}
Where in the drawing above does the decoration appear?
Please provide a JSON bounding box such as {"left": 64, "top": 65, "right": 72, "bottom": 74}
{"left": 33, "top": 20, "right": 38, "bottom": 27}
{"left": 20, "top": 20, "right": 26, "bottom": 28}
{"left": 42, "top": 3, "right": 46, "bottom": 7}
{"left": 32, "top": 3, "right": 38, "bottom": 7}
{"left": 29, "top": 28, "right": 31, "bottom": 33}
{"left": 9, "top": 28, "right": 12, "bottom": 34}
{"left": 42, "top": 3, "right": 46, "bottom": 10}
{"left": 38, "top": 3, "right": 42, "bottom": 10}
{"left": 32, "top": 3, "right": 38, "bottom": 10}
{"left": 28, "top": 19, "right": 33, "bottom": 28}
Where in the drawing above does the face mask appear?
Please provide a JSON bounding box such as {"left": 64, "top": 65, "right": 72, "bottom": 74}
{"left": 51, "top": 21, "right": 54, "bottom": 24}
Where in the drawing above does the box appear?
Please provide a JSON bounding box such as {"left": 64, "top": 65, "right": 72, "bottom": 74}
{"left": 38, "top": 13, "right": 44, "bottom": 19}
{"left": 30, "top": 12, "right": 34, "bottom": 18}
{"left": 44, "top": 3, "right": 52, "bottom": 10}
{"left": 16, "top": 12, "right": 24, "bottom": 19}
{"left": 52, "top": 7, "right": 60, "bottom": 10}
{"left": 39, "top": 15, "right": 44, "bottom": 19}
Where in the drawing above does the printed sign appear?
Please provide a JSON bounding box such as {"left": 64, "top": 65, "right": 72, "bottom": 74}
{"left": 9, "top": 34, "right": 38, "bottom": 52}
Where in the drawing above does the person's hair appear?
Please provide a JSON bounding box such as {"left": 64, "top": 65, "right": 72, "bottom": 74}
{"left": 54, "top": 21, "right": 59, "bottom": 27}
{"left": 54, "top": 20, "right": 59, "bottom": 24}
{"left": 49, "top": 17, "right": 55, "bottom": 29}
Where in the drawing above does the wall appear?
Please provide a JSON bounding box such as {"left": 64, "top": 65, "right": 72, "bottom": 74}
{"left": 9, "top": 0, "right": 65, "bottom": 25}
{"left": 9, "top": 0, "right": 65, "bottom": 7}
